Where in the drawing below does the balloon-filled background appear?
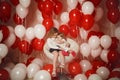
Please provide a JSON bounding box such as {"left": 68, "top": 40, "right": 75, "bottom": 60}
{"left": 0, "top": 0, "right": 120, "bottom": 80}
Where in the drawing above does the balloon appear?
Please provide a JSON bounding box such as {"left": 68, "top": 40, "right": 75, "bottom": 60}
{"left": 79, "top": 28, "right": 88, "bottom": 40}
{"left": 54, "top": 1, "right": 63, "bottom": 15}
{"left": 106, "top": 0, "right": 119, "bottom": 9}
{"left": 33, "top": 70, "right": 51, "bottom": 80}
{"left": 59, "top": 24, "right": 69, "bottom": 35}
{"left": 109, "top": 71, "right": 120, "bottom": 78}
{"left": 115, "top": 27, "right": 120, "bottom": 40}
{"left": 91, "top": 46, "right": 102, "bottom": 58}
{"left": 80, "top": 60, "right": 92, "bottom": 73}
{"left": 15, "top": 63, "right": 26, "bottom": 71}
{"left": 0, "top": 31, "right": 3, "bottom": 42}
{"left": 0, "top": 25, "right": 10, "bottom": 42}
{"left": 10, "top": 0, "right": 19, "bottom": 6}
{"left": 16, "top": 4, "right": 28, "bottom": 19}
{"left": 35, "top": 9, "right": 43, "bottom": 23}
{"left": 100, "top": 49, "right": 109, "bottom": 63}
{"left": 74, "top": 74, "right": 87, "bottom": 80}
{"left": 82, "top": 1, "right": 94, "bottom": 15}
{"left": 7, "top": 26, "right": 14, "bottom": 33}
{"left": 107, "top": 50, "right": 119, "bottom": 63}
{"left": 18, "top": 40, "right": 33, "bottom": 55}
{"left": 11, "top": 36, "right": 20, "bottom": 49}
{"left": 68, "top": 61, "right": 82, "bottom": 76}
{"left": 38, "top": 1, "right": 44, "bottom": 12}
{"left": 88, "top": 74, "right": 102, "bottom": 80}
{"left": 0, "top": 68, "right": 9, "bottom": 80}
{"left": 25, "top": 27, "right": 35, "bottom": 41}
{"left": 4, "top": 33, "right": 16, "bottom": 47}
{"left": 81, "top": 15, "right": 94, "bottom": 30}
{"left": 34, "top": 24, "right": 46, "bottom": 39}
{"left": 109, "top": 37, "right": 119, "bottom": 49}
{"left": 96, "top": 67, "right": 110, "bottom": 79}
{"left": 27, "top": 63, "right": 40, "bottom": 79}
{"left": 69, "top": 25, "right": 79, "bottom": 38}
{"left": 32, "top": 58, "right": 43, "bottom": 67}
{"left": 0, "top": 1, "right": 11, "bottom": 22}
{"left": 31, "top": 38, "right": 45, "bottom": 51}
{"left": 94, "top": 7, "right": 103, "bottom": 22}
{"left": 42, "top": 18, "right": 53, "bottom": 31}
{"left": 80, "top": 43, "right": 91, "bottom": 58}
{"left": 26, "top": 57, "right": 35, "bottom": 66}
{"left": 60, "top": 12, "right": 69, "bottom": 24}
{"left": 107, "top": 8, "right": 120, "bottom": 24}
{"left": 87, "top": 31, "right": 97, "bottom": 39}
{"left": 15, "top": 25, "right": 26, "bottom": 39}
{"left": 13, "top": 13, "right": 24, "bottom": 24}
{"left": 78, "top": 0, "right": 85, "bottom": 4}
{"left": 10, "top": 67, "right": 26, "bottom": 80}
{"left": 19, "top": 0, "right": 31, "bottom": 8}
{"left": 100, "top": 35, "right": 112, "bottom": 49}
{"left": 42, "top": 64, "right": 53, "bottom": 75}
{"left": 67, "top": 0, "right": 78, "bottom": 10}
{"left": 90, "top": 0, "right": 102, "bottom": 7}
{"left": 88, "top": 36, "right": 100, "bottom": 49}
{"left": 0, "top": 44, "right": 8, "bottom": 59}
{"left": 85, "top": 69, "right": 96, "bottom": 78}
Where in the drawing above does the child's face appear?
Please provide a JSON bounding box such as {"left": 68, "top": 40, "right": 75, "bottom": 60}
{"left": 55, "top": 35, "right": 64, "bottom": 44}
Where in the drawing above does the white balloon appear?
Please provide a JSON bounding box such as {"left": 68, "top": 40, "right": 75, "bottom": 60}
{"left": 115, "top": 27, "right": 120, "bottom": 40}
{"left": 36, "top": 9, "right": 43, "bottom": 24}
{"left": 10, "top": 67, "right": 26, "bottom": 80}
{"left": 16, "top": 4, "right": 28, "bottom": 19}
{"left": 88, "top": 36, "right": 100, "bottom": 49}
{"left": 0, "top": 31, "right": 3, "bottom": 42}
{"left": 53, "top": 19, "right": 60, "bottom": 29}
{"left": 80, "top": 60, "right": 92, "bottom": 73}
{"left": 88, "top": 74, "right": 102, "bottom": 80}
{"left": 34, "top": 24, "right": 46, "bottom": 39}
{"left": 100, "top": 35, "right": 112, "bottom": 49}
{"left": 91, "top": 46, "right": 102, "bottom": 58}
{"left": 15, "top": 25, "right": 26, "bottom": 39}
{"left": 32, "top": 58, "right": 43, "bottom": 67}
{"left": 95, "top": 7, "right": 104, "bottom": 22}
{"left": 67, "top": 0, "right": 78, "bottom": 10}
{"left": 96, "top": 67, "right": 110, "bottom": 80}
{"left": 100, "top": 49, "right": 109, "bottom": 63}
{"left": 33, "top": 70, "right": 51, "bottom": 80}
{"left": 19, "top": 0, "right": 31, "bottom": 8}
{"left": 80, "top": 28, "right": 88, "bottom": 40}
{"left": 78, "top": 0, "right": 85, "bottom": 4}
{"left": 25, "top": 27, "right": 35, "bottom": 41}
{"left": 60, "top": 12, "right": 69, "bottom": 24}
{"left": 74, "top": 74, "right": 87, "bottom": 80}
{"left": 0, "top": 44, "right": 8, "bottom": 58}
{"left": 27, "top": 63, "right": 40, "bottom": 79}
{"left": 4, "top": 33, "right": 16, "bottom": 47}
{"left": 109, "top": 77, "right": 120, "bottom": 80}
{"left": 80, "top": 43, "right": 91, "bottom": 57}
{"left": 82, "top": 1, "right": 94, "bottom": 15}
{"left": 15, "top": 63, "right": 26, "bottom": 71}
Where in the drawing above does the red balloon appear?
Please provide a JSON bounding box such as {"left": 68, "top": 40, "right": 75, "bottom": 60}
{"left": 18, "top": 40, "right": 33, "bottom": 55}
{"left": 92, "top": 60, "right": 106, "bottom": 71}
{"left": 106, "top": 0, "right": 119, "bottom": 9}
{"left": 38, "top": 1, "right": 44, "bottom": 12}
{"left": 90, "top": 0, "right": 102, "bottom": 7}
{"left": 109, "top": 37, "right": 119, "bottom": 49}
{"left": 69, "top": 9, "right": 82, "bottom": 26}
{"left": 43, "top": 64, "right": 53, "bottom": 75}
{"left": 76, "top": 3, "right": 81, "bottom": 10}
{"left": 13, "top": 13, "right": 25, "bottom": 24}
{"left": 85, "top": 69, "right": 96, "bottom": 78}
{"left": 11, "top": 36, "right": 20, "bottom": 49}
{"left": 42, "top": 12, "right": 52, "bottom": 19}
{"left": 107, "top": 50, "right": 119, "bottom": 63}
{"left": 0, "top": 25, "right": 10, "bottom": 42}
{"left": 87, "top": 31, "right": 97, "bottom": 39}
{"left": 96, "top": 31, "right": 104, "bottom": 38}
{"left": 107, "top": 8, "right": 120, "bottom": 24}
{"left": 0, "top": 1, "right": 11, "bottom": 22}
{"left": 69, "top": 25, "right": 79, "bottom": 38}
{"left": 0, "top": 68, "right": 9, "bottom": 80}
{"left": 81, "top": 15, "right": 94, "bottom": 30}
{"left": 42, "top": 0, "right": 54, "bottom": 14}
{"left": 68, "top": 61, "right": 82, "bottom": 76}
{"left": 109, "top": 71, "right": 120, "bottom": 78}
{"left": 54, "top": 1, "right": 63, "bottom": 15}
{"left": 42, "top": 18, "right": 53, "bottom": 31}
{"left": 10, "top": 0, "right": 19, "bottom": 6}
{"left": 31, "top": 38, "right": 45, "bottom": 51}
{"left": 59, "top": 25, "right": 69, "bottom": 35}
{"left": 26, "top": 57, "right": 35, "bottom": 66}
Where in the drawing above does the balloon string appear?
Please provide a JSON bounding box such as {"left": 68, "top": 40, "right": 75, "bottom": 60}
{"left": 109, "top": 22, "right": 115, "bottom": 37}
